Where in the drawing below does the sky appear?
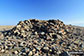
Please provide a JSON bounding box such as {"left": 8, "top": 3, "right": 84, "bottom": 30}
{"left": 0, "top": 0, "right": 84, "bottom": 26}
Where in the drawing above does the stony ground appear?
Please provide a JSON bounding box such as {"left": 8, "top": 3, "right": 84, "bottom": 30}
{"left": 0, "top": 19, "right": 84, "bottom": 56}
{"left": 0, "top": 26, "right": 14, "bottom": 31}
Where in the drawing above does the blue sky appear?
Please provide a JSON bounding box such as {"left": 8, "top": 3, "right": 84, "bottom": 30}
{"left": 0, "top": 0, "right": 84, "bottom": 26}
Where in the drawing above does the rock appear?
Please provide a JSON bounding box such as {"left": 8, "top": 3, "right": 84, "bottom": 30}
{"left": 41, "top": 32, "right": 45, "bottom": 35}
{"left": 43, "top": 47, "right": 49, "bottom": 50}
{"left": 35, "top": 32, "right": 38, "bottom": 35}
{"left": 20, "top": 41, "right": 26, "bottom": 47}
{"left": 28, "top": 51, "right": 33, "bottom": 55}
{"left": 59, "top": 51, "right": 69, "bottom": 56}
{"left": 22, "top": 53, "right": 26, "bottom": 55}
{"left": 34, "top": 53, "right": 39, "bottom": 56}
{"left": 36, "top": 46, "right": 41, "bottom": 51}
{"left": 32, "top": 48, "right": 36, "bottom": 52}
{"left": 5, "top": 45, "right": 8, "bottom": 49}
{"left": 1, "top": 49, "right": 5, "bottom": 53}
{"left": 47, "top": 36, "right": 51, "bottom": 41}
{"left": 57, "top": 34, "right": 62, "bottom": 39}
{"left": 0, "top": 32, "right": 4, "bottom": 39}
{"left": 52, "top": 34, "right": 57, "bottom": 39}
{"left": 61, "top": 29, "right": 65, "bottom": 33}
{"left": 62, "top": 32, "right": 66, "bottom": 35}
{"left": 0, "top": 19, "right": 84, "bottom": 56}
{"left": 16, "top": 25, "right": 21, "bottom": 28}
{"left": 57, "top": 50, "right": 62, "bottom": 54}
{"left": 80, "top": 43, "right": 84, "bottom": 48}
{"left": 74, "top": 40, "right": 79, "bottom": 44}
{"left": 14, "top": 51, "right": 18, "bottom": 54}
{"left": 33, "top": 40, "right": 38, "bottom": 44}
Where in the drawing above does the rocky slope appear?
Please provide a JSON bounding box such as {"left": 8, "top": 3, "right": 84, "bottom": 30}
{"left": 0, "top": 19, "right": 84, "bottom": 56}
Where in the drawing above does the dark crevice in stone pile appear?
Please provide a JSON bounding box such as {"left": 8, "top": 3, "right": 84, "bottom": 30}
{"left": 0, "top": 19, "right": 84, "bottom": 56}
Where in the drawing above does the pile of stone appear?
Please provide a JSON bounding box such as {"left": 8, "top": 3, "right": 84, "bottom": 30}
{"left": 0, "top": 19, "right": 84, "bottom": 56}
